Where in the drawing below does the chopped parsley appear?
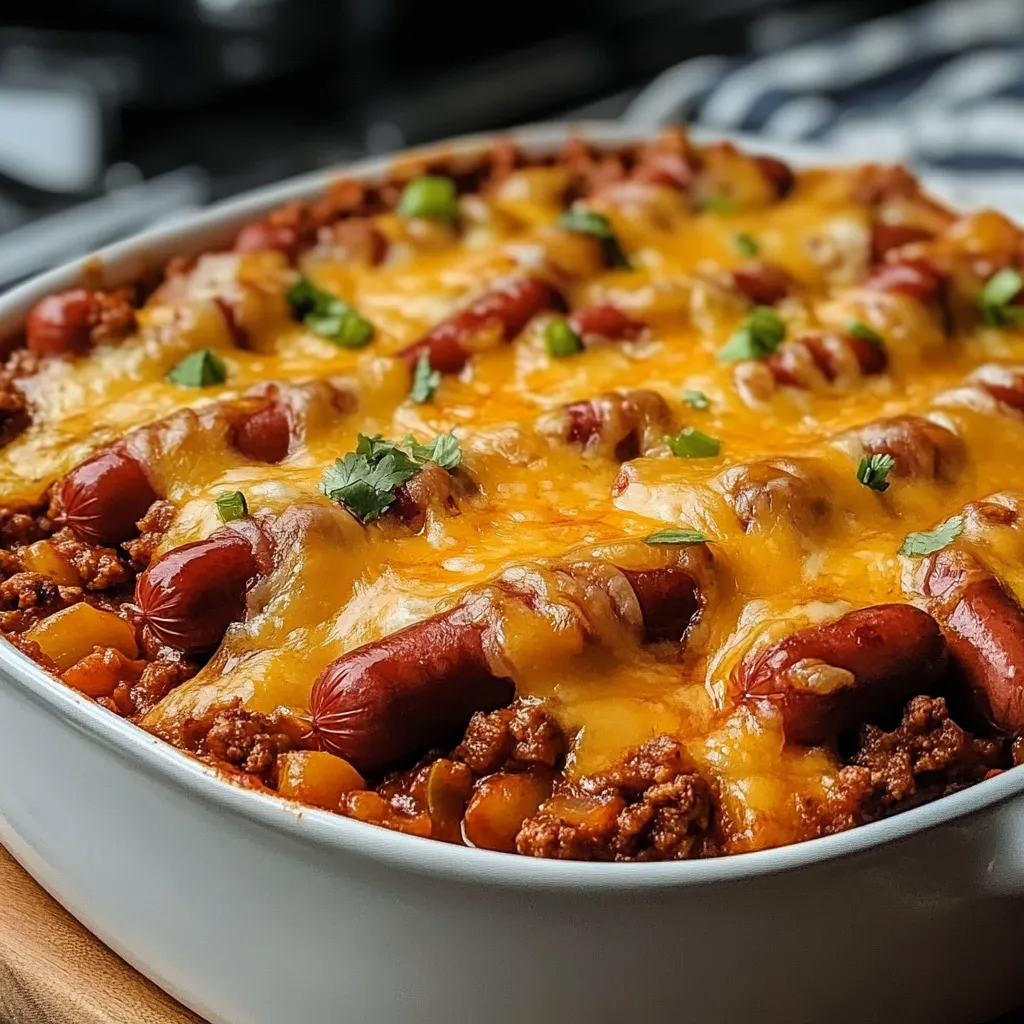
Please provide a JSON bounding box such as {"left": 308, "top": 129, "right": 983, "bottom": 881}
{"left": 397, "top": 176, "right": 459, "bottom": 222}
{"left": 978, "top": 268, "right": 1024, "bottom": 327}
{"left": 665, "top": 427, "right": 721, "bottom": 459}
{"left": 702, "top": 195, "right": 737, "bottom": 215}
{"left": 682, "top": 389, "right": 710, "bottom": 410}
{"left": 717, "top": 306, "right": 786, "bottom": 362}
{"left": 320, "top": 432, "right": 462, "bottom": 523}
{"left": 898, "top": 515, "right": 964, "bottom": 557}
{"left": 544, "top": 319, "right": 584, "bottom": 358}
{"left": 166, "top": 348, "right": 227, "bottom": 387}
{"left": 215, "top": 491, "right": 248, "bottom": 523}
{"left": 846, "top": 318, "right": 885, "bottom": 345}
{"left": 558, "top": 207, "right": 631, "bottom": 269}
{"left": 286, "top": 276, "right": 374, "bottom": 348}
{"left": 856, "top": 453, "right": 896, "bottom": 492}
{"left": 644, "top": 529, "right": 709, "bottom": 546}
{"left": 732, "top": 232, "right": 760, "bottom": 257}
{"left": 409, "top": 351, "right": 441, "bottom": 403}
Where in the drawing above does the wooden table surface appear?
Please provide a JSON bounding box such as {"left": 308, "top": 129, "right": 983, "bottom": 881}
{"left": 0, "top": 845, "right": 203, "bottom": 1024}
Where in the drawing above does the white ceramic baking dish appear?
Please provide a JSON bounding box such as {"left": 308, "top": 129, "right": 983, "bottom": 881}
{"left": 1, "top": 123, "right": 1023, "bottom": 1024}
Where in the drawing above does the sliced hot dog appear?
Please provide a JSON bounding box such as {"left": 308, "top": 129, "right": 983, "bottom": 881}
{"left": 733, "top": 604, "right": 948, "bottom": 745}
{"left": 911, "top": 548, "right": 1024, "bottom": 733}
{"left": 766, "top": 331, "right": 886, "bottom": 389}
{"left": 554, "top": 389, "right": 672, "bottom": 461}
{"left": 837, "top": 415, "right": 965, "bottom": 482}
{"left": 397, "top": 276, "right": 564, "bottom": 374}
{"left": 25, "top": 288, "right": 136, "bottom": 357}
{"left": 568, "top": 305, "right": 646, "bottom": 343}
{"left": 60, "top": 445, "right": 159, "bottom": 547}
{"left": 310, "top": 550, "right": 709, "bottom": 772}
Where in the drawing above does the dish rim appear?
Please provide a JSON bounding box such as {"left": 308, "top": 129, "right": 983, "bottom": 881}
{"left": 1, "top": 118, "right": 1021, "bottom": 891}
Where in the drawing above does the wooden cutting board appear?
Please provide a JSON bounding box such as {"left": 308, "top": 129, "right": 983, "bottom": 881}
{"left": 0, "top": 845, "right": 204, "bottom": 1024}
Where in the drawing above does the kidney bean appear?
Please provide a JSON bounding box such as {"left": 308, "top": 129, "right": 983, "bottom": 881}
{"left": 864, "top": 258, "right": 946, "bottom": 305}
{"left": 731, "top": 261, "right": 792, "bottom": 306}
{"left": 398, "top": 276, "right": 564, "bottom": 374}
{"left": 846, "top": 415, "right": 965, "bottom": 482}
{"left": 734, "top": 604, "right": 947, "bottom": 745}
{"left": 134, "top": 527, "right": 261, "bottom": 654}
{"left": 310, "top": 554, "right": 708, "bottom": 772}
{"left": 60, "top": 445, "right": 159, "bottom": 547}
{"left": 870, "top": 222, "right": 934, "bottom": 263}
{"left": 914, "top": 548, "right": 1024, "bottom": 733}
{"left": 230, "top": 401, "right": 291, "bottom": 463}
{"left": 754, "top": 155, "right": 796, "bottom": 199}
{"left": 233, "top": 221, "right": 301, "bottom": 259}
{"left": 568, "top": 304, "right": 646, "bottom": 342}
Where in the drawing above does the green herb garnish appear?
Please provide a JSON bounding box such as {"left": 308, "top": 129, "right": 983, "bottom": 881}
{"left": 846, "top": 318, "right": 885, "bottom": 345}
{"left": 286, "top": 276, "right": 374, "bottom": 348}
{"left": 665, "top": 427, "right": 721, "bottom": 459}
{"left": 683, "top": 389, "right": 710, "bottom": 410}
{"left": 899, "top": 515, "right": 964, "bottom": 557}
{"left": 644, "top": 529, "right": 709, "bottom": 545}
{"left": 717, "top": 306, "right": 786, "bottom": 362}
{"left": 215, "top": 491, "right": 248, "bottom": 523}
{"left": 544, "top": 319, "right": 584, "bottom": 358}
{"left": 409, "top": 351, "right": 441, "bottom": 403}
{"left": 320, "top": 432, "right": 462, "bottom": 523}
{"left": 397, "top": 175, "right": 459, "bottom": 222}
{"left": 733, "top": 232, "right": 760, "bottom": 256}
{"left": 703, "top": 195, "right": 737, "bottom": 215}
{"left": 558, "top": 207, "right": 631, "bottom": 269}
{"left": 166, "top": 348, "right": 227, "bottom": 387}
{"left": 856, "top": 453, "right": 896, "bottom": 492}
{"left": 978, "top": 268, "right": 1024, "bottom": 327}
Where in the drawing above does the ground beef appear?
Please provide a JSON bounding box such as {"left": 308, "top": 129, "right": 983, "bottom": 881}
{"left": 49, "top": 527, "right": 132, "bottom": 590}
{"left": 0, "top": 501, "right": 53, "bottom": 549}
{"left": 123, "top": 500, "right": 175, "bottom": 570}
{"left": 454, "top": 700, "right": 566, "bottom": 775}
{"left": 2, "top": 631, "right": 57, "bottom": 671}
{"left": 0, "top": 550, "right": 22, "bottom": 581}
{"left": 516, "top": 735, "right": 716, "bottom": 862}
{"left": 129, "top": 655, "right": 199, "bottom": 717}
{"left": 811, "top": 695, "right": 1003, "bottom": 836}
{"left": 0, "top": 571, "right": 80, "bottom": 631}
{"left": 201, "top": 704, "right": 297, "bottom": 782}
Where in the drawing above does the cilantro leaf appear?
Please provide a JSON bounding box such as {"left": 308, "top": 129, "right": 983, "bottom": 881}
{"left": 898, "top": 515, "right": 964, "bottom": 557}
{"left": 166, "top": 348, "right": 227, "bottom": 387}
{"left": 683, "top": 389, "right": 710, "bottom": 410}
{"left": 644, "top": 529, "right": 709, "bottom": 546}
{"left": 702, "top": 195, "right": 737, "bottom": 215}
{"left": 717, "top": 307, "right": 786, "bottom": 362}
{"left": 857, "top": 453, "right": 896, "bottom": 492}
{"left": 409, "top": 351, "right": 441, "bottom": 403}
{"left": 287, "top": 275, "right": 375, "bottom": 348}
{"left": 558, "top": 207, "right": 632, "bottom": 269}
{"left": 846, "top": 318, "right": 884, "bottom": 345}
{"left": 733, "top": 232, "right": 760, "bottom": 257}
{"left": 665, "top": 428, "right": 721, "bottom": 459}
{"left": 408, "top": 432, "right": 462, "bottom": 470}
{"left": 979, "top": 268, "right": 1024, "bottom": 327}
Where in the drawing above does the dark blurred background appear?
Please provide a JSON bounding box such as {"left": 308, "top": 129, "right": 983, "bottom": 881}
{"left": 0, "top": 0, "right": 948, "bottom": 286}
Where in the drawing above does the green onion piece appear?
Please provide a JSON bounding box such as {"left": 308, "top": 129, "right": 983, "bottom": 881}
{"left": 665, "top": 427, "right": 721, "bottom": 459}
{"left": 717, "top": 307, "right": 786, "bottom": 362}
{"left": 846, "top": 318, "right": 884, "bottom": 345}
{"left": 856, "top": 453, "right": 896, "bottom": 492}
{"left": 544, "top": 319, "right": 584, "bottom": 358}
{"left": 979, "top": 268, "right": 1024, "bottom": 327}
{"left": 898, "top": 515, "right": 964, "bottom": 557}
{"left": 703, "top": 195, "right": 737, "bottom": 215}
{"left": 558, "top": 207, "right": 631, "bottom": 269}
{"left": 166, "top": 348, "right": 227, "bottom": 387}
{"left": 644, "top": 529, "right": 708, "bottom": 546}
{"left": 682, "top": 389, "right": 710, "bottom": 410}
{"left": 215, "top": 491, "right": 248, "bottom": 523}
{"left": 733, "top": 232, "right": 760, "bottom": 257}
{"left": 409, "top": 351, "right": 441, "bottom": 403}
{"left": 397, "top": 176, "right": 459, "bottom": 222}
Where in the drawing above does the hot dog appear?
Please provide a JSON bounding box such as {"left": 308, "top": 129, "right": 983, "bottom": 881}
{"left": 310, "top": 547, "right": 711, "bottom": 772}
{"left": 568, "top": 305, "right": 646, "bottom": 343}
{"left": 731, "top": 261, "right": 792, "bottom": 306}
{"left": 766, "top": 330, "right": 887, "bottom": 389}
{"left": 836, "top": 415, "right": 965, "bottom": 482}
{"left": 713, "top": 459, "right": 832, "bottom": 534}
{"left": 733, "top": 604, "right": 948, "bottom": 744}
{"left": 25, "top": 288, "right": 136, "bottom": 357}
{"left": 909, "top": 548, "right": 1024, "bottom": 733}
{"left": 547, "top": 389, "right": 672, "bottom": 461}
{"left": 397, "top": 276, "right": 564, "bottom": 374}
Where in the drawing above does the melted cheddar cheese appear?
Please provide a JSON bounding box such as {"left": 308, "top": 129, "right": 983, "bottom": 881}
{"left": 5, "top": 134, "right": 1024, "bottom": 855}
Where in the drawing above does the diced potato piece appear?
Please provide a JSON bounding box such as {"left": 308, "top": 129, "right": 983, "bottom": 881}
{"left": 464, "top": 772, "right": 553, "bottom": 853}
{"left": 21, "top": 540, "right": 80, "bottom": 586}
{"left": 62, "top": 647, "right": 144, "bottom": 698}
{"left": 26, "top": 604, "right": 138, "bottom": 670}
{"left": 276, "top": 750, "right": 364, "bottom": 811}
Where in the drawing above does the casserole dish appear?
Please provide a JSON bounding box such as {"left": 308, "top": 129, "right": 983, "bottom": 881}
{"left": 0, "top": 121, "right": 1023, "bottom": 1023}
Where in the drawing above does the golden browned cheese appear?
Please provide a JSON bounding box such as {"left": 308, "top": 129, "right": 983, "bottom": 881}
{"left": 5, "top": 152, "right": 1024, "bottom": 853}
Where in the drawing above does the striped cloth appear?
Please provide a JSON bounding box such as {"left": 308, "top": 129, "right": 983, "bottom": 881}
{"left": 623, "top": 0, "right": 1024, "bottom": 217}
